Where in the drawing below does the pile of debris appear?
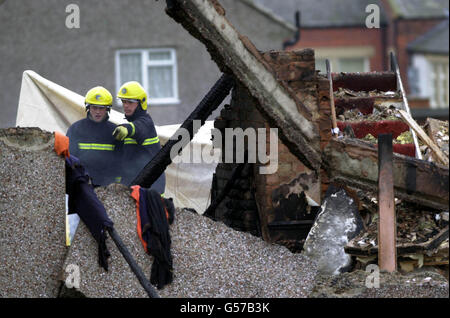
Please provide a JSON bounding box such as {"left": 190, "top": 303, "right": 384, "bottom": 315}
{"left": 337, "top": 97, "right": 449, "bottom": 163}
{"left": 310, "top": 268, "right": 449, "bottom": 298}
{"left": 334, "top": 87, "right": 400, "bottom": 99}
{"left": 61, "top": 185, "right": 320, "bottom": 298}
{"left": 423, "top": 118, "right": 449, "bottom": 162}
{"left": 338, "top": 103, "right": 401, "bottom": 123}
{"left": 0, "top": 127, "right": 448, "bottom": 298}
{"left": 344, "top": 188, "right": 449, "bottom": 275}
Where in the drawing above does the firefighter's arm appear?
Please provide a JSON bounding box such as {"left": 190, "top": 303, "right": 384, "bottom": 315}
{"left": 112, "top": 123, "right": 135, "bottom": 141}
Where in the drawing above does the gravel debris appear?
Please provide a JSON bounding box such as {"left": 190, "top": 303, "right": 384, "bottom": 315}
{"left": 0, "top": 128, "right": 67, "bottom": 298}
{"left": 61, "top": 184, "right": 319, "bottom": 298}
{"left": 310, "top": 268, "right": 449, "bottom": 298}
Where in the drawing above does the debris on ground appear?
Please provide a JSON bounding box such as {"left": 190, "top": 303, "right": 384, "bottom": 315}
{"left": 309, "top": 267, "right": 449, "bottom": 298}
{"left": 0, "top": 128, "right": 66, "bottom": 298}
{"left": 344, "top": 189, "right": 449, "bottom": 275}
{"left": 61, "top": 184, "right": 319, "bottom": 298}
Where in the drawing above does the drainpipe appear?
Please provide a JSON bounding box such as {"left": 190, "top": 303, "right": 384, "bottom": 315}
{"left": 283, "top": 10, "right": 301, "bottom": 50}
{"left": 381, "top": 22, "right": 388, "bottom": 71}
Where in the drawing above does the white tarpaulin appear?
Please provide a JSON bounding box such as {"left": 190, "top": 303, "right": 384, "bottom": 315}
{"left": 16, "top": 70, "right": 216, "bottom": 214}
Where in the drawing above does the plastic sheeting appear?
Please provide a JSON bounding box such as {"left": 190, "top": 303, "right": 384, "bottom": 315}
{"left": 16, "top": 70, "right": 216, "bottom": 214}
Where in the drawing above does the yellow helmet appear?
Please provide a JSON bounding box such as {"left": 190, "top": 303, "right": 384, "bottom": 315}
{"left": 85, "top": 86, "right": 113, "bottom": 108}
{"left": 117, "top": 81, "right": 148, "bottom": 111}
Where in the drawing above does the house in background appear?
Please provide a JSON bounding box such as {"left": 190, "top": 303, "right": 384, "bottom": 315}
{"left": 254, "top": 0, "right": 449, "bottom": 120}
{"left": 408, "top": 19, "right": 449, "bottom": 113}
{"left": 0, "top": 0, "right": 294, "bottom": 128}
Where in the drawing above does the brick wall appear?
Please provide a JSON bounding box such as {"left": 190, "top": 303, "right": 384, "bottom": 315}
{"left": 286, "top": 28, "right": 385, "bottom": 72}
{"left": 210, "top": 49, "right": 330, "bottom": 250}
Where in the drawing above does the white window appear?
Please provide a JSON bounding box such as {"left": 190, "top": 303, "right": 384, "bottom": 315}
{"left": 116, "top": 48, "right": 179, "bottom": 105}
{"left": 315, "top": 46, "right": 373, "bottom": 75}
{"left": 316, "top": 57, "right": 370, "bottom": 74}
{"left": 430, "top": 61, "right": 449, "bottom": 109}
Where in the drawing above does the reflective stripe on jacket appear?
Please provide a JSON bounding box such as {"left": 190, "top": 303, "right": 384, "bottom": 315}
{"left": 121, "top": 111, "right": 166, "bottom": 193}
{"left": 66, "top": 116, "right": 120, "bottom": 186}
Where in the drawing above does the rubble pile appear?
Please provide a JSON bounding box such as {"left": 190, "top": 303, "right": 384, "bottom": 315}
{"left": 423, "top": 118, "right": 449, "bottom": 162}
{"left": 334, "top": 87, "right": 400, "bottom": 99}
{"left": 310, "top": 268, "right": 449, "bottom": 298}
{"left": 61, "top": 185, "right": 319, "bottom": 298}
{"left": 0, "top": 128, "right": 66, "bottom": 298}
{"left": 338, "top": 104, "right": 400, "bottom": 123}
{"left": 1, "top": 126, "right": 447, "bottom": 298}
{"left": 352, "top": 201, "right": 447, "bottom": 248}
{"left": 338, "top": 98, "right": 449, "bottom": 163}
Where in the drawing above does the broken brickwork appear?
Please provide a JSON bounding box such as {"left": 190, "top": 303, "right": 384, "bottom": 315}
{"left": 210, "top": 49, "right": 329, "bottom": 249}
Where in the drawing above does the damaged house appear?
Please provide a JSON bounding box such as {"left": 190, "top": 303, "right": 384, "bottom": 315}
{"left": 0, "top": 0, "right": 448, "bottom": 298}
{"left": 159, "top": 0, "right": 449, "bottom": 275}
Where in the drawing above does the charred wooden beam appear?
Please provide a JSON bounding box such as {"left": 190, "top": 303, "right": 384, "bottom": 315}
{"left": 131, "top": 74, "right": 234, "bottom": 188}
{"left": 165, "top": 0, "right": 322, "bottom": 172}
{"left": 332, "top": 72, "right": 397, "bottom": 92}
{"left": 204, "top": 163, "right": 247, "bottom": 219}
{"left": 323, "top": 138, "right": 449, "bottom": 210}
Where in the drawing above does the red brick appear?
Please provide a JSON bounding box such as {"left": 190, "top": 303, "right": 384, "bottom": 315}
{"left": 266, "top": 173, "right": 279, "bottom": 185}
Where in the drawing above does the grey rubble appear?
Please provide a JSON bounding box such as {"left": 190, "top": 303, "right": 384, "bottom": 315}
{"left": 62, "top": 184, "right": 319, "bottom": 298}
{"left": 310, "top": 269, "right": 449, "bottom": 298}
{"left": 0, "top": 128, "right": 66, "bottom": 297}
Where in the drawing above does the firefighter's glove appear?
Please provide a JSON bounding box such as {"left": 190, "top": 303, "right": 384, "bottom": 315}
{"left": 113, "top": 125, "right": 129, "bottom": 141}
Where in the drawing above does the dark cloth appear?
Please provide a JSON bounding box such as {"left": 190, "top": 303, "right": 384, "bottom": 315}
{"left": 137, "top": 187, "right": 175, "bottom": 289}
{"left": 121, "top": 110, "right": 165, "bottom": 193}
{"left": 66, "top": 114, "right": 121, "bottom": 187}
{"left": 65, "top": 155, "right": 114, "bottom": 271}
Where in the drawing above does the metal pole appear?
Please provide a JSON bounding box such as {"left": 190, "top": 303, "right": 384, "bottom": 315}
{"left": 107, "top": 227, "right": 160, "bottom": 298}
{"left": 326, "top": 59, "right": 339, "bottom": 136}
{"left": 377, "top": 134, "right": 397, "bottom": 272}
{"left": 390, "top": 52, "right": 422, "bottom": 159}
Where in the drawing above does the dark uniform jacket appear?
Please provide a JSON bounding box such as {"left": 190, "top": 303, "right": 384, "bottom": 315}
{"left": 66, "top": 114, "right": 120, "bottom": 187}
{"left": 122, "top": 108, "right": 166, "bottom": 194}
{"left": 65, "top": 155, "right": 113, "bottom": 270}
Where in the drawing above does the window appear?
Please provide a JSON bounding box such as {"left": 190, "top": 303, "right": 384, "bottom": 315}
{"left": 116, "top": 48, "right": 179, "bottom": 105}
{"left": 430, "top": 61, "right": 449, "bottom": 109}
{"left": 316, "top": 57, "right": 369, "bottom": 74}
{"left": 339, "top": 58, "right": 367, "bottom": 73}
{"left": 408, "top": 66, "right": 420, "bottom": 96}
{"left": 315, "top": 46, "right": 373, "bottom": 75}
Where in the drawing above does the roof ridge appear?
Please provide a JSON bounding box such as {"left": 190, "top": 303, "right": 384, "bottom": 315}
{"left": 407, "top": 18, "right": 449, "bottom": 53}
{"left": 237, "top": 0, "right": 297, "bottom": 32}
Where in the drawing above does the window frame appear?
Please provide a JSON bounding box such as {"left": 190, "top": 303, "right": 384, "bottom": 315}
{"left": 426, "top": 55, "right": 449, "bottom": 109}
{"left": 315, "top": 46, "right": 373, "bottom": 74}
{"left": 115, "top": 48, "right": 180, "bottom": 105}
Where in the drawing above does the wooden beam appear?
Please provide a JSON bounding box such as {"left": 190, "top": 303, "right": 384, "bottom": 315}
{"left": 377, "top": 134, "right": 397, "bottom": 272}
{"left": 398, "top": 110, "right": 449, "bottom": 166}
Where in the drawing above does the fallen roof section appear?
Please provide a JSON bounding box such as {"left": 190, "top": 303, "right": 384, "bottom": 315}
{"left": 165, "top": 0, "right": 322, "bottom": 172}
{"left": 323, "top": 137, "right": 449, "bottom": 211}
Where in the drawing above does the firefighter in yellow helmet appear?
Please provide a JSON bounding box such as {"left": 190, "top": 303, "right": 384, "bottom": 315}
{"left": 113, "top": 81, "right": 166, "bottom": 194}
{"left": 66, "top": 86, "right": 121, "bottom": 186}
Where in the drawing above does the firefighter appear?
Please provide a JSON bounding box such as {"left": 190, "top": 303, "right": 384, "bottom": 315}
{"left": 113, "top": 81, "right": 166, "bottom": 194}
{"left": 66, "top": 86, "right": 121, "bottom": 187}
